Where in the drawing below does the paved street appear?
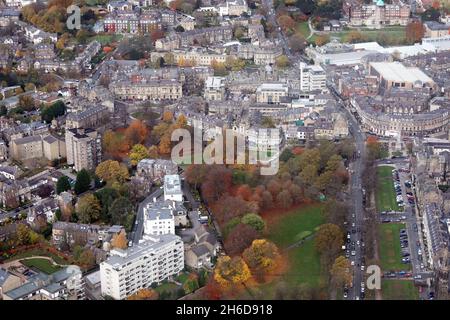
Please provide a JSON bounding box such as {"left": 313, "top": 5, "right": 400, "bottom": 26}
{"left": 329, "top": 84, "right": 366, "bottom": 300}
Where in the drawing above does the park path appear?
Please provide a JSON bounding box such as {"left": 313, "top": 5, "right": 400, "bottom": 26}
{"left": 284, "top": 233, "right": 315, "bottom": 251}
{"left": 306, "top": 18, "right": 314, "bottom": 40}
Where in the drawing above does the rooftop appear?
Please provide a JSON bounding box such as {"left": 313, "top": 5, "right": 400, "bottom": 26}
{"left": 163, "top": 174, "right": 182, "bottom": 195}
{"left": 369, "top": 62, "right": 434, "bottom": 84}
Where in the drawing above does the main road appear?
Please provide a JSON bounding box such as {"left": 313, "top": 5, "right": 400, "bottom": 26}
{"left": 330, "top": 85, "right": 366, "bottom": 300}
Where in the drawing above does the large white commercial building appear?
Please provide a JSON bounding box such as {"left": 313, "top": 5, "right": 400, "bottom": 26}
{"left": 299, "top": 63, "right": 327, "bottom": 92}
{"left": 163, "top": 174, "right": 183, "bottom": 202}
{"left": 100, "top": 234, "right": 184, "bottom": 300}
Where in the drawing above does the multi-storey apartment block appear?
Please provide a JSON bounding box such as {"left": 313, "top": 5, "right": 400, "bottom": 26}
{"left": 65, "top": 128, "right": 102, "bottom": 172}
{"left": 100, "top": 234, "right": 184, "bottom": 300}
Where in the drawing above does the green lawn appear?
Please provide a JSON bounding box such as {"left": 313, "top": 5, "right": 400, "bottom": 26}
{"left": 376, "top": 166, "right": 401, "bottom": 212}
{"left": 4, "top": 249, "right": 70, "bottom": 265}
{"left": 378, "top": 223, "right": 408, "bottom": 271}
{"left": 296, "top": 21, "right": 311, "bottom": 39}
{"left": 258, "top": 205, "right": 327, "bottom": 294}
{"left": 89, "top": 34, "right": 123, "bottom": 45}
{"left": 131, "top": 111, "right": 160, "bottom": 121}
{"left": 21, "top": 258, "right": 61, "bottom": 274}
{"left": 381, "top": 280, "right": 419, "bottom": 300}
{"left": 268, "top": 205, "right": 325, "bottom": 247}
{"left": 332, "top": 26, "right": 407, "bottom": 45}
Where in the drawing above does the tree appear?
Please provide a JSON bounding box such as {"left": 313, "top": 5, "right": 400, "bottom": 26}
{"left": 94, "top": 187, "right": 119, "bottom": 222}
{"left": 406, "top": 21, "right": 425, "bottom": 44}
{"left": 289, "top": 33, "right": 306, "bottom": 52}
{"left": 162, "top": 110, "right": 174, "bottom": 123}
{"left": 214, "top": 256, "right": 251, "bottom": 288}
{"left": 76, "top": 194, "right": 101, "bottom": 224}
{"left": 111, "top": 230, "right": 128, "bottom": 250}
{"left": 366, "top": 136, "right": 383, "bottom": 160}
{"left": 175, "top": 25, "right": 185, "bottom": 32}
{"left": 78, "top": 249, "right": 96, "bottom": 267}
{"left": 56, "top": 176, "right": 71, "bottom": 194}
{"left": 241, "top": 213, "right": 265, "bottom": 232}
{"left": 330, "top": 256, "right": 353, "bottom": 287}
{"left": 275, "top": 55, "right": 290, "bottom": 68}
{"left": 224, "top": 223, "right": 259, "bottom": 256}
{"left": 74, "top": 169, "right": 91, "bottom": 195}
{"left": 125, "top": 120, "right": 149, "bottom": 146}
{"left": 41, "top": 100, "right": 66, "bottom": 123}
{"left": 158, "top": 134, "right": 172, "bottom": 155}
{"left": 315, "top": 34, "right": 330, "bottom": 46}
{"left": 242, "top": 239, "right": 280, "bottom": 277}
{"left": 277, "top": 15, "right": 296, "bottom": 32}
{"left": 36, "top": 184, "right": 53, "bottom": 198}
{"left": 183, "top": 273, "right": 200, "bottom": 294}
{"left": 16, "top": 223, "right": 31, "bottom": 245}
{"left": 129, "top": 144, "right": 149, "bottom": 166}
{"left": 128, "top": 288, "right": 159, "bottom": 300}
{"left": 277, "top": 190, "right": 293, "bottom": 208}
{"left": 110, "top": 197, "right": 134, "bottom": 227}
{"left": 315, "top": 223, "right": 344, "bottom": 255}
{"left": 95, "top": 160, "right": 129, "bottom": 185}
{"left": 345, "top": 30, "right": 366, "bottom": 44}
{"left": 421, "top": 7, "right": 441, "bottom": 21}
{"left": 19, "top": 95, "right": 35, "bottom": 111}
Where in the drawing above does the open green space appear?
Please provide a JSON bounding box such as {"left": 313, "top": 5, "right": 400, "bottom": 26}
{"left": 332, "top": 26, "right": 407, "bottom": 44}
{"left": 296, "top": 21, "right": 311, "bottom": 39}
{"left": 242, "top": 205, "right": 327, "bottom": 297}
{"left": 21, "top": 258, "right": 61, "bottom": 274}
{"left": 89, "top": 34, "right": 123, "bottom": 45}
{"left": 267, "top": 205, "right": 325, "bottom": 247}
{"left": 378, "top": 223, "right": 407, "bottom": 271}
{"left": 131, "top": 111, "right": 160, "bottom": 121}
{"left": 376, "top": 166, "right": 401, "bottom": 212}
{"left": 381, "top": 280, "right": 419, "bottom": 300}
{"left": 4, "top": 248, "right": 70, "bottom": 265}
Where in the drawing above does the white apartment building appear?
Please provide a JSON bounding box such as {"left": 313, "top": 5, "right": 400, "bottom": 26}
{"left": 256, "top": 83, "right": 289, "bottom": 104}
{"left": 143, "top": 201, "right": 175, "bottom": 236}
{"left": 163, "top": 175, "right": 183, "bottom": 202}
{"left": 299, "top": 62, "right": 327, "bottom": 92}
{"left": 204, "top": 76, "right": 226, "bottom": 101}
{"left": 100, "top": 234, "right": 184, "bottom": 300}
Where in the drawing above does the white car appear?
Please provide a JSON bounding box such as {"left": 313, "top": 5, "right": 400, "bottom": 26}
{"left": 361, "top": 265, "right": 365, "bottom": 271}
{"left": 351, "top": 251, "right": 356, "bottom": 256}
{"left": 418, "top": 249, "right": 422, "bottom": 255}
{"left": 351, "top": 260, "right": 355, "bottom": 266}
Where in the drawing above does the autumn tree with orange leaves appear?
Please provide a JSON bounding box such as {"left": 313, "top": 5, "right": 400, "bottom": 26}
{"left": 406, "top": 21, "right": 425, "bottom": 44}
{"left": 111, "top": 230, "right": 128, "bottom": 250}
{"left": 127, "top": 288, "right": 159, "bottom": 300}
{"left": 125, "top": 120, "right": 149, "bottom": 146}
{"left": 214, "top": 256, "right": 251, "bottom": 289}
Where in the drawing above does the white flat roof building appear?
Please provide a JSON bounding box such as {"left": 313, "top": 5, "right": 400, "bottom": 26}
{"left": 163, "top": 174, "right": 183, "bottom": 202}
{"left": 100, "top": 234, "right": 184, "bottom": 300}
{"left": 369, "top": 62, "right": 433, "bottom": 84}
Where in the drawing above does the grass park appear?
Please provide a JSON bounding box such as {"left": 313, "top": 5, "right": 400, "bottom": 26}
{"left": 240, "top": 204, "right": 327, "bottom": 298}
{"left": 381, "top": 280, "right": 419, "bottom": 300}
{"left": 376, "top": 166, "right": 401, "bottom": 212}
{"left": 378, "top": 223, "right": 407, "bottom": 271}
{"left": 295, "top": 21, "right": 406, "bottom": 45}
{"left": 21, "top": 258, "right": 61, "bottom": 274}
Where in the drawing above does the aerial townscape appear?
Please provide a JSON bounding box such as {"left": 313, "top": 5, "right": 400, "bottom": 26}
{"left": 0, "top": 0, "right": 450, "bottom": 303}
